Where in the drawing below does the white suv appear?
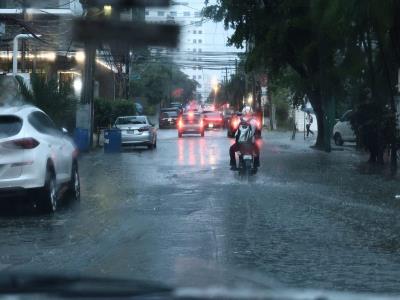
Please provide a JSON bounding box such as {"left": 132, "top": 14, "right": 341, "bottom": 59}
{"left": 0, "top": 105, "right": 80, "bottom": 212}
{"left": 333, "top": 110, "right": 356, "bottom": 146}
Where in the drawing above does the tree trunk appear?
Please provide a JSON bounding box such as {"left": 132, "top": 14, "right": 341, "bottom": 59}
{"left": 307, "top": 89, "right": 332, "bottom": 151}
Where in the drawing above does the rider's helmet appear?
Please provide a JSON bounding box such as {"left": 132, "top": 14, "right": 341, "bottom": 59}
{"left": 241, "top": 106, "right": 253, "bottom": 122}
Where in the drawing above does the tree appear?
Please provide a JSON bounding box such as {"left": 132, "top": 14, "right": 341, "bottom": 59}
{"left": 130, "top": 58, "right": 198, "bottom": 108}
{"left": 204, "top": 0, "right": 343, "bottom": 151}
{"left": 16, "top": 74, "right": 77, "bottom": 131}
{"left": 204, "top": 0, "right": 400, "bottom": 160}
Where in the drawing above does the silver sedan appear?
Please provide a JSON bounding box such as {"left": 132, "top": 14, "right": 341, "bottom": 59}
{"left": 114, "top": 116, "right": 157, "bottom": 149}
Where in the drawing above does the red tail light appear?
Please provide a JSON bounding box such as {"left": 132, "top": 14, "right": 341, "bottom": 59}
{"left": 233, "top": 118, "right": 240, "bottom": 129}
{"left": 138, "top": 127, "right": 149, "bottom": 132}
{"left": 178, "top": 118, "right": 183, "bottom": 129}
{"left": 2, "top": 138, "right": 40, "bottom": 149}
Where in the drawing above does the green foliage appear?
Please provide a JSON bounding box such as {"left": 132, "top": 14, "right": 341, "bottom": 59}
{"left": 16, "top": 73, "right": 77, "bottom": 131}
{"left": 205, "top": 0, "right": 400, "bottom": 159}
{"left": 207, "top": 74, "right": 245, "bottom": 110}
{"left": 130, "top": 58, "right": 198, "bottom": 106}
{"left": 94, "top": 98, "right": 136, "bottom": 129}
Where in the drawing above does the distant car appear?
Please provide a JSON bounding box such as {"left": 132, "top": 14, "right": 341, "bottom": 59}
{"left": 227, "top": 112, "right": 242, "bottom": 138}
{"left": 177, "top": 112, "right": 205, "bottom": 138}
{"left": 169, "top": 103, "right": 184, "bottom": 114}
{"left": 0, "top": 105, "right": 80, "bottom": 212}
{"left": 159, "top": 110, "right": 179, "bottom": 129}
{"left": 202, "top": 111, "right": 224, "bottom": 129}
{"left": 333, "top": 110, "right": 356, "bottom": 146}
{"left": 159, "top": 108, "right": 180, "bottom": 129}
{"left": 114, "top": 115, "right": 157, "bottom": 149}
{"left": 222, "top": 108, "right": 234, "bottom": 128}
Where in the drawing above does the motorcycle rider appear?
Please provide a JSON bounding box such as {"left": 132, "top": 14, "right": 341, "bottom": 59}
{"left": 229, "top": 106, "right": 260, "bottom": 170}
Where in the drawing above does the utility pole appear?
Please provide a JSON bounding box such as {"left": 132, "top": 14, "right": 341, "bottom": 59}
{"left": 76, "top": 2, "right": 100, "bottom": 149}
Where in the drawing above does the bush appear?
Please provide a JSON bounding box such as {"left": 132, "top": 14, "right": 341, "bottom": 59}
{"left": 94, "top": 98, "right": 136, "bottom": 129}
{"left": 350, "top": 101, "right": 394, "bottom": 163}
{"left": 275, "top": 100, "right": 290, "bottom": 129}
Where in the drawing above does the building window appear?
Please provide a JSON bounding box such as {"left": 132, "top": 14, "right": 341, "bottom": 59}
{"left": 193, "top": 30, "right": 197, "bottom": 34}
{"left": 170, "top": 11, "right": 177, "bottom": 17}
{"left": 192, "top": 75, "right": 196, "bottom": 80}
{"left": 194, "top": 12, "right": 200, "bottom": 17}
{"left": 195, "top": 21, "right": 202, "bottom": 27}
{"left": 184, "top": 11, "right": 190, "bottom": 16}
{"left": 198, "top": 75, "right": 202, "bottom": 79}
{"left": 198, "top": 39, "right": 202, "bottom": 43}
{"left": 198, "top": 84, "right": 202, "bottom": 88}
{"left": 193, "top": 48, "right": 197, "bottom": 52}
{"left": 157, "top": 11, "right": 165, "bottom": 16}
{"left": 193, "top": 39, "right": 197, "bottom": 44}
{"left": 198, "top": 48, "right": 202, "bottom": 53}
{"left": 198, "top": 30, "right": 202, "bottom": 34}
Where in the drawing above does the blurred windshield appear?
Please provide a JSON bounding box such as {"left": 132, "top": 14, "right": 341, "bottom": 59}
{"left": 161, "top": 112, "right": 178, "bottom": 118}
{"left": 115, "top": 116, "right": 146, "bottom": 125}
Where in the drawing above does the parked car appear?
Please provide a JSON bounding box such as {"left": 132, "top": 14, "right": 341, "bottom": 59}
{"left": 202, "top": 111, "right": 224, "bottom": 129}
{"left": 114, "top": 115, "right": 157, "bottom": 149}
{"left": 227, "top": 112, "right": 242, "bottom": 138}
{"left": 333, "top": 110, "right": 356, "bottom": 146}
{"left": 177, "top": 111, "right": 205, "bottom": 138}
{"left": 159, "top": 110, "right": 179, "bottom": 129}
{"left": 0, "top": 105, "right": 80, "bottom": 212}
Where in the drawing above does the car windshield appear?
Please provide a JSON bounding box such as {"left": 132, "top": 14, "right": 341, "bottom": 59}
{"left": 1, "top": 1, "right": 400, "bottom": 299}
{"left": 203, "top": 112, "right": 221, "bottom": 117}
{"left": 0, "top": 115, "right": 22, "bottom": 139}
{"left": 116, "top": 117, "right": 146, "bottom": 125}
{"left": 161, "top": 112, "right": 178, "bottom": 118}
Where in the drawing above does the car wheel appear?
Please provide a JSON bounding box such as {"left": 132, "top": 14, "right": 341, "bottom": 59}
{"left": 334, "top": 133, "right": 344, "bottom": 146}
{"left": 41, "top": 169, "right": 58, "bottom": 213}
{"left": 201, "top": 131, "right": 205, "bottom": 137}
{"left": 178, "top": 132, "right": 183, "bottom": 138}
{"left": 68, "top": 162, "right": 80, "bottom": 202}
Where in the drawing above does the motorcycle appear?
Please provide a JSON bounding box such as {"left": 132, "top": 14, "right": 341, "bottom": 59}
{"left": 237, "top": 143, "right": 257, "bottom": 181}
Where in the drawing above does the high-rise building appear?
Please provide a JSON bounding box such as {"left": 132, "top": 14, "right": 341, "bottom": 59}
{"left": 145, "top": 0, "right": 241, "bottom": 102}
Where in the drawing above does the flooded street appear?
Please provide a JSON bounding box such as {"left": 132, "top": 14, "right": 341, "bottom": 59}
{"left": 0, "top": 130, "right": 399, "bottom": 294}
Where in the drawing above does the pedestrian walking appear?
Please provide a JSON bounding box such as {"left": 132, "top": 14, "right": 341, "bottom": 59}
{"left": 306, "top": 112, "right": 314, "bottom": 137}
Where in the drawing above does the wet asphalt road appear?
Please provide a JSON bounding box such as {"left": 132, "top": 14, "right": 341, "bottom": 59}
{"left": 0, "top": 129, "right": 400, "bottom": 294}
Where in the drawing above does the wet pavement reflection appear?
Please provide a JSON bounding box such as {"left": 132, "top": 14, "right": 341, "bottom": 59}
{"left": 0, "top": 129, "right": 399, "bottom": 294}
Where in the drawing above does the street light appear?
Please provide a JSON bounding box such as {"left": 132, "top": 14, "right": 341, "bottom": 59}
{"left": 247, "top": 93, "right": 253, "bottom": 106}
{"left": 12, "top": 34, "right": 41, "bottom": 75}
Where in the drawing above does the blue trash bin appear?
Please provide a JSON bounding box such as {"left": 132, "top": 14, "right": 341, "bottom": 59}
{"left": 104, "top": 128, "right": 121, "bottom": 153}
{"left": 74, "top": 128, "right": 89, "bottom": 153}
